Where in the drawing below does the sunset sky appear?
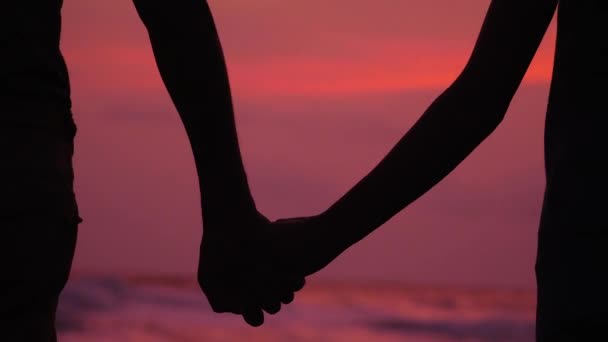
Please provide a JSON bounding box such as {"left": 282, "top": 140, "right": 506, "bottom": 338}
{"left": 61, "top": 0, "right": 558, "bottom": 289}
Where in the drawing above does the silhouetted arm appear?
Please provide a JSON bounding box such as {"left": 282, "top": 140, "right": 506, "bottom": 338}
{"left": 133, "top": 1, "right": 304, "bottom": 326}
{"left": 134, "top": 0, "right": 255, "bottom": 222}
{"left": 320, "top": 0, "right": 558, "bottom": 255}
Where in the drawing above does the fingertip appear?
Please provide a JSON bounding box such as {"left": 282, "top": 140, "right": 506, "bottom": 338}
{"left": 262, "top": 301, "right": 281, "bottom": 315}
{"left": 243, "top": 308, "right": 264, "bottom": 327}
{"left": 280, "top": 292, "right": 295, "bottom": 304}
{"left": 291, "top": 277, "right": 306, "bottom": 292}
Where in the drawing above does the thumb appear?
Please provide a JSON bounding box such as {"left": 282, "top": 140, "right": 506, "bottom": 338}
{"left": 273, "top": 217, "right": 310, "bottom": 225}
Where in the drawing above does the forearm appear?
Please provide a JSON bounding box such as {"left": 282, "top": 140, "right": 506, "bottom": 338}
{"left": 135, "top": 1, "right": 256, "bottom": 219}
{"left": 321, "top": 0, "right": 557, "bottom": 251}
{"left": 323, "top": 81, "right": 508, "bottom": 250}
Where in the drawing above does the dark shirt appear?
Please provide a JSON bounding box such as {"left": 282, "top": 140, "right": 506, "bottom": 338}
{"left": 1, "top": 1, "right": 72, "bottom": 125}
{"left": 537, "top": 0, "right": 608, "bottom": 332}
{"left": 1, "top": 1, "right": 78, "bottom": 220}
{"left": 543, "top": 0, "right": 607, "bottom": 231}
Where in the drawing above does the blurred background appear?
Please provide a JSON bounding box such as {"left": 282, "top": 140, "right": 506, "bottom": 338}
{"left": 58, "top": 0, "right": 556, "bottom": 340}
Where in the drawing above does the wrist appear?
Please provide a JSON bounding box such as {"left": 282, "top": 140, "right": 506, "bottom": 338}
{"left": 201, "top": 184, "right": 256, "bottom": 212}
{"left": 323, "top": 198, "right": 379, "bottom": 250}
{"left": 317, "top": 209, "right": 353, "bottom": 256}
{"left": 201, "top": 202, "right": 263, "bottom": 237}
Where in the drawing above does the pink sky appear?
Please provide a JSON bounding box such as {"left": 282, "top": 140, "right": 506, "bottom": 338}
{"left": 62, "top": 0, "right": 557, "bottom": 289}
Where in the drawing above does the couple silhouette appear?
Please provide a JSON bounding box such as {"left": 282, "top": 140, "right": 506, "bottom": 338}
{"left": 1, "top": 0, "right": 606, "bottom": 341}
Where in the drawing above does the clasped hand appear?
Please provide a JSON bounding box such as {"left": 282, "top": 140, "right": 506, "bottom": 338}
{"left": 198, "top": 211, "right": 341, "bottom": 327}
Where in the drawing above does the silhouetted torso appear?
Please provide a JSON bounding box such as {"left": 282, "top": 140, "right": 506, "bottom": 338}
{"left": 1, "top": 1, "right": 78, "bottom": 219}
{"left": 1, "top": 1, "right": 72, "bottom": 123}
{"left": 537, "top": 0, "right": 608, "bottom": 330}
{"left": 543, "top": 1, "right": 607, "bottom": 229}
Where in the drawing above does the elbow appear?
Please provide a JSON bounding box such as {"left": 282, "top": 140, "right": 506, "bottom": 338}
{"left": 477, "top": 100, "right": 508, "bottom": 133}
{"left": 467, "top": 99, "right": 508, "bottom": 140}
{"left": 450, "top": 72, "right": 514, "bottom": 133}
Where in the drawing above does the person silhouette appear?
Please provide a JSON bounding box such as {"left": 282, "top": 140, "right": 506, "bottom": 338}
{"left": 2, "top": 1, "right": 303, "bottom": 340}
{"left": 2, "top": 1, "right": 82, "bottom": 341}
{"left": 267, "top": 1, "right": 607, "bottom": 341}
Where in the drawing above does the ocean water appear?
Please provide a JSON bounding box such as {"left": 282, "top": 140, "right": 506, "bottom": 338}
{"left": 57, "top": 277, "right": 536, "bottom": 342}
